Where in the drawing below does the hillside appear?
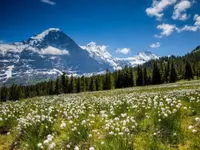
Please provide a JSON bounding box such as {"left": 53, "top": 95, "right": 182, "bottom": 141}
{"left": 0, "top": 80, "right": 200, "bottom": 150}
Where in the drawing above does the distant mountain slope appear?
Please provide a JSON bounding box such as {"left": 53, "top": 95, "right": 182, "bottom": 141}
{"left": 116, "top": 50, "right": 159, "bottom": 67}
{"left": 0, "top": 28, "right": 158, "bottom": 86}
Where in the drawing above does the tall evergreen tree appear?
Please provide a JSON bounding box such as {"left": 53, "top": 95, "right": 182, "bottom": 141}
{"left": 9, "top": 84, "right": 17, "bottom": 100}
{"left": 152, "top": 61, "right": 161, "bottom": 85}
{"left": 90, "top": 76, "right": 96, "bottom": 91}
{"left": 129, "top": 67, "right": 135, "bottom": 87}
{"left": 108, "top": 73, "right": 115, "bottom": 90}
{"left": 136, "top": 65, "right": 143, "bottom": 86}
{"left": 69, "top": 75, "right": 76, "bottom": 93}
{"left": 80, "top": 76, "right": 85, "bottom": 92}
{"left": 104, "top": 69, "right": 115, "bottom": 90}
{"left": 123, "top": 65, "right": 131, "bottom": 87}
{"left": 61, "top": 72, "right": 68, "bottom": 93}
{"left": 169, "top": 61, "right": 177, "bottom": 83}
{"left": 143, "top": 68, "right": 148, "bottom": 85}
{"left": 49, "top": 80, "right": 55, "bottom": 95}
{"left": 1, "top": 86, "right": 9, "bottom": 102}
{"left": 96, "top": 75, "right": 103, "bottom": 91}
{"left": 76, "top": 77, "right": 81, "bottom": 93}
{"left": 184, "top": 60, "right": 194, "bottom": 80}
{"left": 55, "top": 77, "right": 62, "bottom": 95}
{"left": 163, "top": 61, "right": 170, "bottom": 83}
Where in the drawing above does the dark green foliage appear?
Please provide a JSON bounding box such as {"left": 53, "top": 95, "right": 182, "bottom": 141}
{"left": 184, "top": 60, "right": 194, "bottom": 80}
{"left": 1, "top": 86, "right": 9, "bottom": 102}
{"left": 143, "top": 68, "right": 149, "bottom": 85}
{"left": 96, "top": 75, "right": 103, "bottom": 91}
{"left": 163, "top": 61, "right": 170, "bottom": 83}
{"left": 61, "top": 72, "right": 68, "bottom": 93}
{"left": 104, "top": 69, "right": 115, "bottom": 90}
{"left": 90, "top": 75, "right": 96, "bottom": 91}
{"left": 76, "top": 77, "right": 81, "bottom": 93}
{"left": 54, "top": 77, "right": 62, "bottom": 95}
{"left": 136, "top": 65, "right": 143, "bottom": 86}
{"left": 80, "top": 76, "right": 85, "bottom": 92}
{"left": 48, "top": 80, "right": 55, "bottom": 95}
{"left": 152, "top": 61, "right": 161, "bottom": 85}
{"left": 169, "top": 61, "right": 178, "bottom": 83}
{"left": 69, "top": 75, "right": 76, "bottom": 93}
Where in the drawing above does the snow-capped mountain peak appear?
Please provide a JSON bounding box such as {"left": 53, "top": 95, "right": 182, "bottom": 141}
{"left": 137, "top": 50, "right": 159, "bottom": 61}
{"left": 116, "top": 50, "right": 158, "bottom": 67}
{"left": 81, "top": 42, "right": 122, "bottom": 70}
{"left": 81, "top": 42, "right": 158, "bottom": 70}
{"left": 31, "top": 28, "right": 62, "bottom": 41}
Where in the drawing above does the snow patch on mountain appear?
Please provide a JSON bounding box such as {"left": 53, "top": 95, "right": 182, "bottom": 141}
{"left": 116, "top": 50, "right": 159, "bottom": 67}
{"left": 5, "top": 65, "right": 14, "bottom": 79}
{"left": 80, "top": 42, "right": 122, "bottom": 70}
{"left": 0, "top": 43, "right": 28, "bottom": 53}
{"left": 31, "top": 28, "right": 61, "bottom": 41}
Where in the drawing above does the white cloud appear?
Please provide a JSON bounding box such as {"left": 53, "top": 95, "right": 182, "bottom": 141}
{"left": 116, "top": 48, "right": 131, "bottom": 55}
{"left": 177, "top": 25, "right": 198, "bottom": 32}
{"left": 156, "top": 23, "right": 176, "bottom": 37}
{"left": 40, "top": 46, "right": 69, "bottom": 55}
{"left": 150, "top": 42, "right": 161, "bottom": 48}
{"left": 41, "top": 0, "right": 56, "bottom": 5}
{"left": 172, "top": 0, "right": 192, "bottom": 21}
{"left": 194, "top": 14, "right": 200, "bottom": 27}
{"left": 146, "top": 0, "right": 177, "bottom": 20}
{"left": 176, "top": 14, "right": 200, "bottom": 32}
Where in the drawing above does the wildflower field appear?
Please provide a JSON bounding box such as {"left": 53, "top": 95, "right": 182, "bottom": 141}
{"left": 0, "top": 80, "right": 200, "bottom": 150}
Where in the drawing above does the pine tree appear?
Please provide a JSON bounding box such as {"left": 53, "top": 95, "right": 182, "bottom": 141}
{"left": 0, "top": 87, "right": 1, "bottom": 102}
{"left": 55, "top": 77, "right": 62, "bottom": 95}
{"left": 184, "top": 60, "right": 194, "bottom": 80}
{"left": 89, "top": 76, "right": 96, "bottom": 91}
{"left": 152, "top": 61, "right": 161, "bottom": 85}
{"left": 1, "top": 86, "right": 9, "bottom": 102}
{"left": 129, "top": 67, "right": 135, "bottom": 87}
{"left": 109, "top": 73, "right": 115, "bottom": 89}
{"left": 136, "top": 65, "right": 143, "bottom": 86}
{"left": 169, "top": 61, "right": 177, "bottom": 83}
{"left": 116, "top": 70, "right": 123, "bottom": 88}
{"left": 69, "top": 75, "right": 76, "bottom": 93}
{"left": 10, "top": 84, "right": 18, "bottom": 101}
{"left": 18, "top": 86, "right": 25, "bottom": 100}
{"left": 61, "top": 72, "right": 68, "bottom": 93}
{"left": 163, "top": 61, "right": 170, "bottom": 83}
{"left": 76, "top": 77, "right": 81, "bottom": 93}
{"left": 143, "top": 68, "right": 148, "bottom": 85}
{"left": 80, "top": 76, "right": 85, "bottom": 92}
{"left": 85, "top": 77, "right": 90, "bottom": 92}
{"left": 104, "top": 69, "right": 115, "bottom": 90}
{"left": 96, "top": 75, "right": 103, "bottom": 91}
{"left": 123, "top": 65, "right": 131, "bottom": 87}
{"left": 48, "top": 80, "right": 55, "bottom": 95}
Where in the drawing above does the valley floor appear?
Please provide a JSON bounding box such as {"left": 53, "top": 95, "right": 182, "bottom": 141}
{"left": 0, "top": 80, "right": 200, "bottom": 150}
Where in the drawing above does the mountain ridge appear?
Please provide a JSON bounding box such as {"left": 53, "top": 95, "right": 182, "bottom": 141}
{"left": 0, "top": 28, "right": 158, "bottom": 85}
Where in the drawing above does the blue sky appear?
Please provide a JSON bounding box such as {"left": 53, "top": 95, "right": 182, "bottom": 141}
{"left": 0, "top": 0, "right": 200, "bottom": 57}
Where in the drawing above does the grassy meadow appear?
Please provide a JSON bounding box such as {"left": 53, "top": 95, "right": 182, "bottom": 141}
{"left": 0, "top": 80, "right": 200, "bottom": 150}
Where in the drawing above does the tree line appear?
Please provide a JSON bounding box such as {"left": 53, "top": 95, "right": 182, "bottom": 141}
{"left": 0, "top": 58, "right": 196, "bottom": 102}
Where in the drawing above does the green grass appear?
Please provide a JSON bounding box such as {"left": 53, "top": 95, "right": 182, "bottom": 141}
{"left": 0, "top": 80, "right": 200, "bottom": 150}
